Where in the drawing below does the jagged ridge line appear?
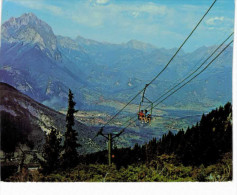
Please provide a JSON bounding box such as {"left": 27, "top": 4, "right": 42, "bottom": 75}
{"left": 121, "top": 40, "right": 233, "bottom": 131}
{"left": 119, "top": 33, "right": 233, "bottom": 129}
{"left": 147, "top": 0, "right": 217, "bottom": 86}
{"left": 102, "top": 32, "right": 234, "bottom": 131}
{"left": 99, "top": 0, "right": 217, "bottom": 129}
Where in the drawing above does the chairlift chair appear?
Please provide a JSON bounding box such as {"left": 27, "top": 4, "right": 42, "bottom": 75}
{"left": 138, "top": 84, "right": 153, "bottom": 123}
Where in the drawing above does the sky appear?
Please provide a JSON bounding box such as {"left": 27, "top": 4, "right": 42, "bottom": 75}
{"left": 1, "top": 0, "right": 235, "bottom": 52}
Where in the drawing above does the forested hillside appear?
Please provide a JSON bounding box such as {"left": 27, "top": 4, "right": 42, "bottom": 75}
{"left": 82, "top": 102, "right": 232, "bottom": 167}
{"left": 6, "top": 102, "right": 232, "bottom": 182}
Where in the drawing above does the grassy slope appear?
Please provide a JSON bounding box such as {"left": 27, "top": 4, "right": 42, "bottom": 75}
{"left": 7, "top": 152, "right": 232, "bottom": 182}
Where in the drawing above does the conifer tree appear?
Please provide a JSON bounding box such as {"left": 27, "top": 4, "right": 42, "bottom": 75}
{"left": 62, "top": 89, "right": 81, "bottom": 169}
{"left": 40, "top": 127, "right": 61, "bottom": 174}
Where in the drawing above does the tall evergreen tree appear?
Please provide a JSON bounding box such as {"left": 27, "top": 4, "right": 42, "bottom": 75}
{"left": 62, "top": 89, "right": 81, "bottom": 169}
{"left": 40, "top": 127, "right": 62, "bottom": 174}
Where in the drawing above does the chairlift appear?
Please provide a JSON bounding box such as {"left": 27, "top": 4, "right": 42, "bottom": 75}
{"left": 137, "top": 84, "right": 153, "bottom": 124}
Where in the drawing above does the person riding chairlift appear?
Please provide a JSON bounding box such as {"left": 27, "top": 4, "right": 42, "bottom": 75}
{"left": 145, "top": 110, "right": 151, "bottom": 123}
{"left": 138, "top": 110, "right": 145, "bottom": 123}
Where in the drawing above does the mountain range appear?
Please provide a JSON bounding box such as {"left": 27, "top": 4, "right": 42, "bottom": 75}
{"left": 0, "top": 13, "right": 232, "bottom": 113}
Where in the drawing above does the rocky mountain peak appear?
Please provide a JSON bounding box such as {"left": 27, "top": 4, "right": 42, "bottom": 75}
{"left": 1, "top": 13, "right": 61, "bottom": 61}
{"left": 75, "top": 35, "right": 100, "bottom": 46}
{"left": 125, "top": 39, "right": 156, "bottom": 52}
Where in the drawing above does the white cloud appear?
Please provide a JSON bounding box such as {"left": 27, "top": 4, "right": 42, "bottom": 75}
{"left": 204, "top": 16, "right": 233, "bottom": 33}
{"left": 96, "top": 0, "right": 109, "bottom": 5}
{"left": 5, "top": 0, "right": 170, "bottom": 27}
{"left": 7, "top": 0, "right": 63, "bottom": 15}
{"left": 205, "top": 16, "right": 225, "bottom": 25}
{"left": 5, "top": 0, "right": 234, "bottom": 50}
{"left": 132, "top": 12, "right": 139, "bottom": 18}
{"left": 88, "top": 0, "right": 110, "bottom": 6}
{"left": 68, "top": 2, "right": 169, "bottom": 27}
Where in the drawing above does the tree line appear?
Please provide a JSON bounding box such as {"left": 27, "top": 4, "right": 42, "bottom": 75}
{"left": 82, "top": 102, "right": 232, "bottom": 169}
{"left": 1, "top": 89, "right": 232, "bottom": 174}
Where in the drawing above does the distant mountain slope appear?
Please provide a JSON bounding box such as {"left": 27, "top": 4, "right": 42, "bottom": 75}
{"left": 0, "top": 13, "right": 88, "bottom": 109}
{"left": 0, "top": 82, "right": 101, "bottom": 154}
{"left": 0, "top": 13, "right": 232, "bottom": 112}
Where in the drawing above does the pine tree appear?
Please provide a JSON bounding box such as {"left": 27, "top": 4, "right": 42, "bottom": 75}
{"left": 62, "top": 89, "right": 81, "bottom": 169}
{"left": 40, "top": 127, "right": 62, "bottom": 174}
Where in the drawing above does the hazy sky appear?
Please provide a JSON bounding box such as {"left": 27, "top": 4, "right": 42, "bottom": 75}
{"left": 1, "top": 0, "right": 235, "bottom": 51}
